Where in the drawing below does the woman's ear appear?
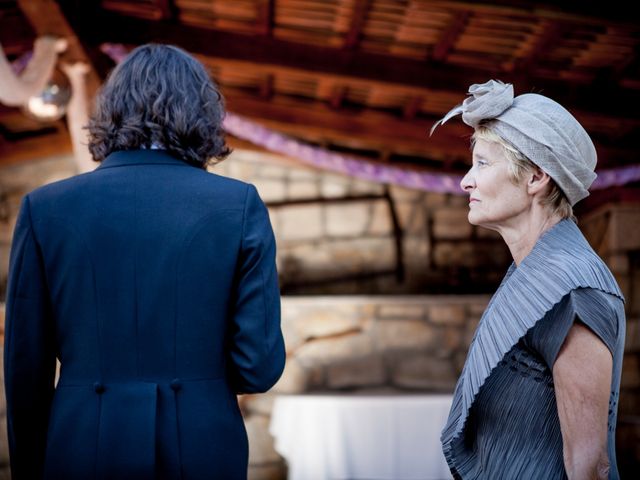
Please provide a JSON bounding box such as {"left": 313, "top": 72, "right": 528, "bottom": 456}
{"left": 527, "top": 167, "right": 551, "bottom": 196}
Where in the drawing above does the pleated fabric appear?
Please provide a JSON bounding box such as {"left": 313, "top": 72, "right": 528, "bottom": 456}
{"left": 441, "top": 219, "right": 626, "bottom": 479}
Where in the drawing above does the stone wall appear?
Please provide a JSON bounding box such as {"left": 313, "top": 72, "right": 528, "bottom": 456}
{"left": 243, "top": 295, "right": 489, "bottom": 479}
{"left": 581, "top": 203, "right": 640, "bottom": 475}
{"left": 0, "top": 150, "right": 512, "bottom": 298}
{"left": 216, "top": 150, "right": 511, "bottom": 295}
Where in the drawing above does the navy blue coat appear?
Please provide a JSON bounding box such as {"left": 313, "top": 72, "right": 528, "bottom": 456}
{"left": 4, "top": 149, "right": 286, "bottom": 479}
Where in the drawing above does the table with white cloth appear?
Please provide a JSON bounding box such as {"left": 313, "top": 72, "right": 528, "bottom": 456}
{"left": 269, "top": 393, "right": 454, "bottom": 480}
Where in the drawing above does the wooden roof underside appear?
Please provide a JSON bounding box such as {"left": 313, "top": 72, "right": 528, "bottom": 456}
{"left": 1, "top": 0, "right": 639, "bottom": 172}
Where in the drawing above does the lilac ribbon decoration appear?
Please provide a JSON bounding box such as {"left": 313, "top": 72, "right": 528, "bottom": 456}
{"left": 87, "top": 43, "right": 640, "bottom": 194}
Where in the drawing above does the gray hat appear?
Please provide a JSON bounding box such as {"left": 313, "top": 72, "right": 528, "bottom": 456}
{"left": 431, "top": 80, "right": 597, "bottom": 205}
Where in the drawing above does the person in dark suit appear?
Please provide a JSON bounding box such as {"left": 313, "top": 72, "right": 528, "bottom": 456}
{"left": 4, "top": 43, "right": 285, "bottom": 480}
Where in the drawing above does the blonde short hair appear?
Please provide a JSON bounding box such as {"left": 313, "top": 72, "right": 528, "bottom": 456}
{"left": 472, "top": 126, "right": 574, "bottom": 220}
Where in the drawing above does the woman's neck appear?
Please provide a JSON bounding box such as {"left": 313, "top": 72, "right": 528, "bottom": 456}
{"left": 497, "top": 210, "right": 563, "bottom": 266}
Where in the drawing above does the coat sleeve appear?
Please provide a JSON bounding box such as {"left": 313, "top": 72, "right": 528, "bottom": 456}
{"left": 227, "top": 184, "right": 285, "bottom": 394}
{"left": 4, "top": 195, "right": 57, "bottom": 479}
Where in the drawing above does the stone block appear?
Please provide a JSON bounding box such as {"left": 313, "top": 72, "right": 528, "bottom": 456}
{"left": 368, "top": 201, "right": 392, "bottom": 235}
{"left": 468, "top": 302, "right": 489, "bottom": 318}
{"left": 463, "top": 321, "right": 479, "bottom": 349}
{"left": 403, "top": 236, "right": 430, "bottom": 261}
{"left": 0, "top": 214, "right": 17, "bottom": 244}
{"left": 296, "top": 333, "right": 374, "bottom": 365}
{"left": 241, "top": 393, "right": 276, "bottom": 417}
{"left": 300, "top": 311, "right": 361, "bottom": 340}
{"left": 611, "top": 208, "right": 640, "bottom": 251}
{"left": 326, "top": 203, "right": 370, "bottom": 237}
{"left": 278, "top": 205, "right": 324, "bottom": 241}
{"left": 287, "top": 180, "right": 319, "bottom": 200}
{"left": 423, "top": 192, "right": 447, "bottom": 208}
{"left": 625, "top": 318, "right": 640, "bottom": 353}
{"left": 272, "top": 358, "right": 307, "bottom": 394}
{"left": 253, "top": 179, "right": 286, "bottom": 202}
{"left": 248, "top": 463, "right": 287, "bottom": 480}
{"left": 327, "top": 356, "right": 386, "bottom": 389}
{"left": 428, "top": 305, "right": 466, "bottom": 326}
{"left": 446, "top": 194, "right": 470, "bottom": 208}
{"left": 348, "top": 178, "right": 384, "bottom": 195}
{"left": 320, "top": 176, "right": 349, "bottom": 197}
{"left": 389, "top": 185, "right": 422, "bottom": 202}
{"left": 245, "top": 415, "right": 282, "bottom": 465}
{"left": 288, "top": 168, "right": 317, "bottom": 181}
{"left": 258, "top": 164, "right": 289, "bottom": 179}
{"left": 373, "top": 319, "right": 437, "bottom": 351}
{"left": 441, "top": 326, "right": 464, "bottom": 352}
{"left": 432, "top": 208, "right": 473, "bottom": 239}
{"left": 377, "top": 304, "right": 425, "bottom": 319}
{"left": 391, "top": 354, "right": 457, "bottom": 391}
{"left": 282, "top": 301, "right": 362, "bottom": 343}
{"left": 606, "top": 253, "right": 630, "bottom": 275}
{"left": 621, "top": 354, "right": 640, "bottom": 389}
{"left": 453, "top": 351, "right": 468, "bottom": 376}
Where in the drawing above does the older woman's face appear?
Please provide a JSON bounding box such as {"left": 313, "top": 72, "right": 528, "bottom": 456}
{"left": 460, "top": 138, "right": 530, "bottom": 230}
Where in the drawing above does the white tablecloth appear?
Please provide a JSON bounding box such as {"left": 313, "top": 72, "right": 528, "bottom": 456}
{"left": 269, "top": 393, "right": 453, "bottom": 480}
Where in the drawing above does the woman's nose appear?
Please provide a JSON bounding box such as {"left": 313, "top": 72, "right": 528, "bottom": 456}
{"left": 460, "top": 168, "right": 475, "bottom": 192}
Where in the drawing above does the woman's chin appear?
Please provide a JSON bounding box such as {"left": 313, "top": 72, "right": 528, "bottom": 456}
{"left": 467, "top": 211, "right": 482, "bottom": 226}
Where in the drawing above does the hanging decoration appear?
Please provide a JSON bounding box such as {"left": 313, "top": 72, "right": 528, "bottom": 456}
{"left": 0, "top": 36, "right": 67, "bottom": 107}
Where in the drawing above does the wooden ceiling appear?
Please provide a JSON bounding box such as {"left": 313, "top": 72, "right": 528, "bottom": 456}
{"left": 1, "top": 0, "right": 639, "bottom": 173}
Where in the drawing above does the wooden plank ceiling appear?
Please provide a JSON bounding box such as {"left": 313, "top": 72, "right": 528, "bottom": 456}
{"left": 1, "top": 0, "right": 639, "bottom": 172}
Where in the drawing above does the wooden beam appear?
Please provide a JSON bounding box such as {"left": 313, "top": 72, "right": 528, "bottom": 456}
{"left": 329, "top": 85, "right": 348, "bottom": 109}
{"left": 223, "top": 90, "right": 639, "bottom": 168}
{"left": 0, "top": 128, "right": 72, "bottom": 166}
{"left": 344, "top": 0, "right": 372, "bottom": 50}
{"left": 259, "top": 73, "right": 274, "bottom": 99}
{"left": 513, "top": 19, "right": 564, "bottom": 72}
{"left": 155, "top": 0, "right": 175, "bottom": 21}
{"left": 196, "top": 53, "right": 640, "bottom": 148}
{"left": 403, "top": 96, "right": 423, "bottom": 120}
{"left": 432, "top": 11, "right": 470, "bottom": 62}
{"left": 0, "top": 6, "right": 36, "bottom": 56}
{"left": 67, "top": 9, "right": 640, "bottom": 118}
{"left": 223, "top": 90, "right": 471, "bottom": 163}
{"left": 256, "top": 0, "right": 274, "bottom": 36}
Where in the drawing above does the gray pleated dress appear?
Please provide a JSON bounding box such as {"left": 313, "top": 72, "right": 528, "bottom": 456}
{"left": 441, "top": 219, "right": 626, "bottom": 479}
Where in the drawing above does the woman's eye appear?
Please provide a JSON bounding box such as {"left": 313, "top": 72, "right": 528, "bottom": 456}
{"left": 476, "top": 160, "right": 488, "bottom": 167}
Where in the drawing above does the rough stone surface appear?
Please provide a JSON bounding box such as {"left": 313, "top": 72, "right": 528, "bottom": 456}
{"left": 373, "top": 319, "right": 437, "bottom": 352}
{"left": 245, "top": 415, "right": 283, "bottom": 465}
{"left": 428, "top": 305, "right": 466, "bottom": 326}
{"left": 391, "top": 354, "right": 457, "bottom": 391}
{"left": 248, "top": 463, "right": 287, "bottom": 480}
{"left": 296, "top": 333, "right": 374, "bottom": 365}
{"left": 272, "top": 358, "right": 307, "bottom": 394}
{"left": 326, "top": 356, "right": 386, "bottom": 389}
{"left": 378, "top": 304, "right": 425, "bottom": 319}
{"left": 276, "top": 205, "right": 324, "bottom": 241}
{"left": 432, "top": 208, "right": 473, "bottom": 239}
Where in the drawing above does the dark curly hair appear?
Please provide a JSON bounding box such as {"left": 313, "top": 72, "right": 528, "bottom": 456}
{"left": 87, "top": 44, "right": 230, "bottom": 168}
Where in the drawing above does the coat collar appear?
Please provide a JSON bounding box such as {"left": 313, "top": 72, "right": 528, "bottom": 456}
{"left": 97, "top": 149, "right": 199, "bottom": 170}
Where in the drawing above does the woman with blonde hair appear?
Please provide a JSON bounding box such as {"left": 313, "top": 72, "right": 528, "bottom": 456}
{"left": 432, "top": 80, "right": 625, "bottom": 479}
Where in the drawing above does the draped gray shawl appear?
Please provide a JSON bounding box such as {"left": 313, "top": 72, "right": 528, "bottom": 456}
{"left": 441, "top": 219, "right": 624, "bottom": 475}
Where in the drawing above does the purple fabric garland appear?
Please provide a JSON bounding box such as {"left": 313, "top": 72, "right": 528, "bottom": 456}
{"left": 94, "top": 43, "right": 640, "bottom": 194}
{"left": 223, "top": 112, "right": 640, "bottom": 195}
